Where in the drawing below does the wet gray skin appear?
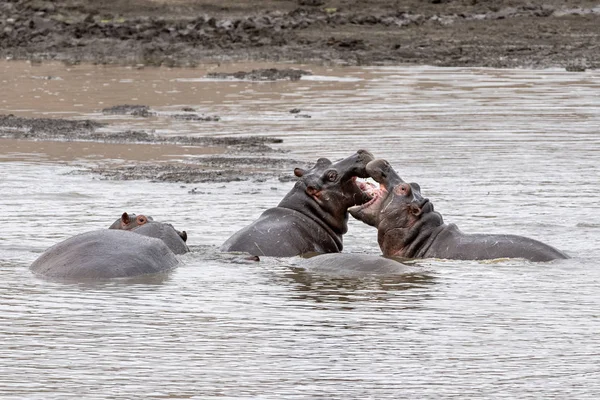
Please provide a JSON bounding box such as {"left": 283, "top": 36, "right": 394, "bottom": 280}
{"left": 31, "top": 214, "right": 189, "bottom": 280}
{"left": 109, "top": 212, "right": 188, "bottom": 254}
{"left": 349, "top": 159, "right": 569, "bottom": 262}
{"left": 298, "top": 253, "right": 419, "bottom": 277}
{"left": 221, "top": 150, "right": 375, "bottom": 257}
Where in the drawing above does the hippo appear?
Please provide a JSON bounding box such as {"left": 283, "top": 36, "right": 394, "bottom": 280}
{"left": 108, "top": 211, "right": 153, "bottom": 230}
{"left": 221, "top": 150, "right": 376, "bottom": 257}
{"left": 109, "top": 212, "right": 189, "bottom": 254}
{"left": 349, "top": 159, "right": 569, "bottom": 262}
{"left": 297, "top": 253, "right": 419, "bottom": 277}
{"left": 30, "top": 213, "right": 189, "bottom": 280}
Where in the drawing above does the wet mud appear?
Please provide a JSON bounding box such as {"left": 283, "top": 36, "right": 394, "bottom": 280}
{"left": 0, "top": 113, "right": 300, "bottom": 182}
{"left": 87, "top": 155, "right": 308, "bottom": 184}
{"left": 0, "top": 0, "right": 598, "bottom": 69}
{"left": 206, "top": 68, "right": 312, "bottom": 81}
{"left": 102, "top": 104, "right": 221, "bottom": 121}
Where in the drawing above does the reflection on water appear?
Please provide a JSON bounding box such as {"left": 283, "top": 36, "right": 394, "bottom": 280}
{"left": 1, "top": 62, "right": 599, "bottom": 398}
{"left": 283, "top": 266, "right": 435, "bottom": 306}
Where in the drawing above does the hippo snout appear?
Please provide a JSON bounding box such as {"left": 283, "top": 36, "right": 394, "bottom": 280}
{"left": 366, "top": 159, "right": 404, "bottom": 187}
{"left": 351, "top": 149, "right": 375, "bottom": 178}
{"left": 356, "top": 149, "right": 374, "bottom": 163}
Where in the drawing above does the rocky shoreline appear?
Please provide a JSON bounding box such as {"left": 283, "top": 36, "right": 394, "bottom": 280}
{"left": 1, "top": 0, "right": 598, "bottom": 69}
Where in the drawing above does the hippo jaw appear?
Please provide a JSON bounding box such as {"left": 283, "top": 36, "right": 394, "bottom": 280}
{"left": 293, "top": 150, "right": 376, "bottom": 210}
{"left": 280, "top": 150, "right": 377, "bottom": 238}
{"left": 348, "top": 183, "right": 388, "bottom": 227}
{"left": 348, "top": 157, "right": 429, "bottom": 229}
{"left": 350, "top": 159, "right": 445, "bottom": 257}
{"left": 349, "top": 158, "right": 400, "bottom": 227}
{"left": 328, "top": 149, "right": 376, "bottom": 208}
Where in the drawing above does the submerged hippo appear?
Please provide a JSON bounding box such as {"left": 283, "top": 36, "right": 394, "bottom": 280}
{"left": 349, "top": 159, "right": 569, "bottom": 262}
{"left": 298, "top": 253, "right": 419, "bottom": 277}
{"left": 221, "top": 150, "right": 376, "bottom": 256}
{"left": 30, "top": 213, "right": 189, "bottom": 280}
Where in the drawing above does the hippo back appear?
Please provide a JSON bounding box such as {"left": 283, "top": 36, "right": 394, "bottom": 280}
{"left": 298, "top": 253, "right": 418, "bottom": 277}
{"left": 30, "top": 229, "right": 179, "bottom": 280}
{"left": 133, "top": 222, "right": 189, "bottom": 255}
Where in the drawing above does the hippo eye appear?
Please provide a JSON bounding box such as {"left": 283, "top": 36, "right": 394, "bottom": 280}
{"left": 326, "top": 170, "right": 338, "bottom": 182}
{"left": 396, "top": 183, "right": 411, "bottom": 196}
{"left": 136, "top": 215, "right": 147, "bottom": 225}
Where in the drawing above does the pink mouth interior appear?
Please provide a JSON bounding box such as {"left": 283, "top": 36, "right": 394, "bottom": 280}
{"left": 354, "top": 177, "right": 383, "bottom": 208}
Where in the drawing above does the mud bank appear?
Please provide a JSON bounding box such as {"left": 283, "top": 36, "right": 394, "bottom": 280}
{"left": 0, "top": 113, "right": 305, "bottom": 183}
{"left": 1, "top": 0, "right": 598, "bottom": 69}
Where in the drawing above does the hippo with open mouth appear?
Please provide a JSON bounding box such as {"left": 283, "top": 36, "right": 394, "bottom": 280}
{"left": 349, "top": 159, "right": 569, "bottom": 262}
{"left": 30, "top": 212, "right": 189, "bottom": 280}
{"left": 221, "top": 150, "right": 375, "bottom": 257}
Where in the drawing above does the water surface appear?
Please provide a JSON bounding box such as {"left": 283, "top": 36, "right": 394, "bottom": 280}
{"left": 1, "top": 61, "right": 599, "bottom": 399}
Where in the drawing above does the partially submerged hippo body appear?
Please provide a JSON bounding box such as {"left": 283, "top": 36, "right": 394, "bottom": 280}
{"left": 221, "top": 150, "right": 376, "bottom": 257}
{"left": 298, "top": 253, "right": 418, "bottom": 277}
{"left": 350, "top": 160, "right": 569, "bottom": 262}
{"left": 31, "top": 213, "right": 189, "bottom": 280}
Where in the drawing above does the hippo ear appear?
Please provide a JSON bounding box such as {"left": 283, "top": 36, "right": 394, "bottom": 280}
{"left": 121, "top": 212, "right": 130, "bottom": 224}
{"left": 294, "top": 168, "right": 305, "bottom": 177}
{"left": 410, "top": 182, "right": 421, "bottom": 193}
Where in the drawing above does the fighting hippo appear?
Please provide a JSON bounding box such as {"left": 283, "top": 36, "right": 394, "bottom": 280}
{"left": 221, "top": 150, "right": 375, "bottom": 256}
{"left": 30, "top": 213, "right": 189, "bottom": 280}
{"left": 349, "top": 159, "right": 569, "bottom": 262}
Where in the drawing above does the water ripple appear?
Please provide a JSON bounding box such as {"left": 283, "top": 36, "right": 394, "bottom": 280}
{"left": 0, "top": 64, "right": 599, "bottom": 398}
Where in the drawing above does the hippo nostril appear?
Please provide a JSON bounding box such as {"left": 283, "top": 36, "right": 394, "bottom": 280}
{"left": 419, "top": 199, "right": 433, "bottom": 213}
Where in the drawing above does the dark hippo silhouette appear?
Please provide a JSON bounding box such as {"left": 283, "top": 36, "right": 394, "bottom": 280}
{"left": 221, "top": 150, "right": 376, "bottom": 256}
{"left": 297, "top": 253, "right": 419, "bottom": 277}
{"left": 31, "top": 213, "right": 189, "bottom": 280}
{"left": 349, "top": 159, "right": 569, "bottom": 262}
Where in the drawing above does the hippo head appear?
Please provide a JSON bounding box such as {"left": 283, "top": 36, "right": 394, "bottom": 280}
{"left": 348, "top": 159, "right": 443, "bottom": 257}
{"left": 289, "top": 150, "right": 376, "bottom": 232}
{"left": 109, "top": 212, "right": 154, "bottom": 230}
{"left": 109, "top": 212, "right": 188, "bottom": 243}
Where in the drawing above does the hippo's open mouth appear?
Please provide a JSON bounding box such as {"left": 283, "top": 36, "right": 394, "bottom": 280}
{"left": 352, "top": 177, "right": 380, "bottom": 204}
{"left": 350, "top": 178, "right": 384, "bottom": 211}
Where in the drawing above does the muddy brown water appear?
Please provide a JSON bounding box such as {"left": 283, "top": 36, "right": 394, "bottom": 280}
{"left": 1, "top": 61, "right": 599, "bottom": 399}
